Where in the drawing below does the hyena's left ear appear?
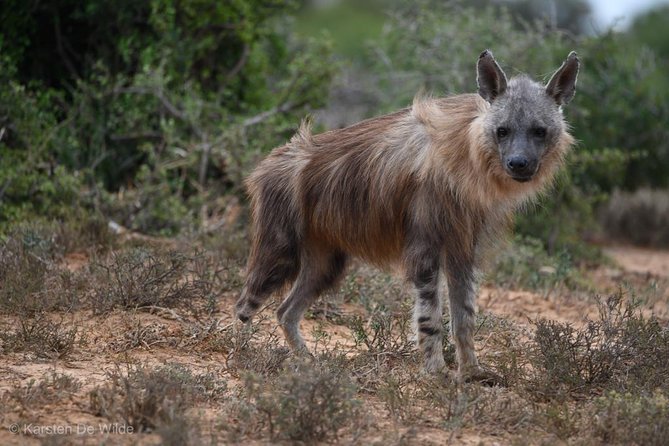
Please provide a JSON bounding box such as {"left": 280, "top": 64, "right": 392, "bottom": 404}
{"left": 477, "top": 50, "right": 508, "bottom": 103}
{"left": 546, "top": 51, "right": 580, "bottom": 106}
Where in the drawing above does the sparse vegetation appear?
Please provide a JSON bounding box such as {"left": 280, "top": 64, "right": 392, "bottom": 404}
{"left": 0, "top": 314, "right": 80, "bottom": 359}
{"left": 590, "top": 391, "right": 669, "bottom": 445}
{"left": 90, "top": 248, "right": 202, "bottom": 313}
{"left": 90, "top": 364, "right": 225, "bottom": 432}
{"left": 1, "top": 0, "right": 668, "bottom": 444}
{"left": 527, "top": 293, "right": 669, "bottom": 399}
{"left": 3, "top": 372, "right": 81, "bottom": 409}
{"left": 0, "top": 225, "right": 666, "bottom": 443}
{"left": 487, "top": 235, "right": 591, "bottom": 295}
{"left": 238, "top": 358, "right": 362, "bottom": 442}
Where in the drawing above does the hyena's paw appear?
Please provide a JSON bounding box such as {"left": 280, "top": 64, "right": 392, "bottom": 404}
{"left": 290, "top": 345, "right": 314, "bottom": 359}
{"left": 278, "top": 322, "right": 312, "bottom": 356}
{"left": 420, "top": 356, "right": 449, "bottom": 379}
{"left": 234, "top": 294, "right": 259, "bottom": 323}
{"left": 420, "top": 365, "right": 455, "bottom": 387}
{"left": 458, "top": 365, "right": 503, "bottom": 387}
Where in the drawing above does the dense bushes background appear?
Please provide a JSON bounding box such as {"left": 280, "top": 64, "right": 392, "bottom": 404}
{"left": 1, "top": 0, "right": 668, "bottom": 251}
{"left": 0, "top": 0, "right": 335, "bottom": 235}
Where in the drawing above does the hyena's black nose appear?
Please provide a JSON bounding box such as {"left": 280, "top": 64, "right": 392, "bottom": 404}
{"left": 506, "top": 156, "right": 529, "bottom": 172}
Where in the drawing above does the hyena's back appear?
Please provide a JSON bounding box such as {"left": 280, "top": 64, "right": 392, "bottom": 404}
{"left": 246, "top": 97, "right": 483, "bottom": 271}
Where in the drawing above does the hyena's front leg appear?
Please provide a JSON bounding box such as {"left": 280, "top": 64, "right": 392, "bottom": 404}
{"left": 408, "top": 252, "right": 446, "bottom": 375}
{"left": 445, "top": 254, "right": 500, "bottom": 385}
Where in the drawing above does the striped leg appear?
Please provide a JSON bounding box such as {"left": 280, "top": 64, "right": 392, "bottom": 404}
{"left": 445, "top": 253, "right": 500, "bottom": 384}
{"left": 444, "top": 246, "right": 480, "bottom": 379}
{"left": 446, "top": 272, "right": 480, "bottom": 378}
{"left": 409, "top": 254, "right": 446, "bottom": 374}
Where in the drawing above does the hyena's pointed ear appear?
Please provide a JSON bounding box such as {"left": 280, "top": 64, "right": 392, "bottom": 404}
{"left": 546, "top": 51, "right": 580, "bottom": 106}
{"left": 477, "top": 50, "right": 508, "bottom": 103}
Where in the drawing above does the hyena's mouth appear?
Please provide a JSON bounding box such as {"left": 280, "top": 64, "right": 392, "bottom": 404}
{"left": 505, "top": 163, "right": 539, "bottom": 183}
{"left": 510, "top": 174, "right": 533, "bottom": 183}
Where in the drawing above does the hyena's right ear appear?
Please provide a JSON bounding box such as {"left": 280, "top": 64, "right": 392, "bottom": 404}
{"left": 477, "top": 50, "right": 508, "bottom": 103}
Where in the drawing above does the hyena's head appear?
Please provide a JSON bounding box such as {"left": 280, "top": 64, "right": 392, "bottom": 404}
{"left": 477, "top": 50, "right": 579, "bottom": 183}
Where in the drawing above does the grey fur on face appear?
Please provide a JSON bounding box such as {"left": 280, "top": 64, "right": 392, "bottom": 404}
{"left": 478, "top": 51, "right": 579, "bottom": 182}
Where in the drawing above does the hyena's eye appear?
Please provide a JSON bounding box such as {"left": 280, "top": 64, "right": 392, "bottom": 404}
{"left": 532, "top": 127, "right": 547, "bottom": 138}
{"left": 496, "top": 127, "right": 509, "bottom": 138}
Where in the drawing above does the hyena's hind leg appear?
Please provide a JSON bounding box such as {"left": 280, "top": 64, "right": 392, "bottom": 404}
{"left": 235, "top": 229, "right": 300, "bottom": 323}
{"left": 276, "top": 248, "right": 348, "bottom": 353}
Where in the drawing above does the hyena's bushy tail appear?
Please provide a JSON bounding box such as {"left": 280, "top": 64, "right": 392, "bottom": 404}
{"left": 235, "top": 151, "right": 303, "bottom": 322}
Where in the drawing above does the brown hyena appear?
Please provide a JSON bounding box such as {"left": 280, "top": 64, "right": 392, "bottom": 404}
{"left": 235, "top": 50, "right": 579, "bottom": 383}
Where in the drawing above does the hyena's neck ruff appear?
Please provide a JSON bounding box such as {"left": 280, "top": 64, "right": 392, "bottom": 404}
{"left": 236, "top": 50, "right": 579, "bottom": 383}
{"left": 413, "top": 94, "right": 572, "bottom": 216}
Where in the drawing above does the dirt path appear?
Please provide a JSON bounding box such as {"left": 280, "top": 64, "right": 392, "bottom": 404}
{"left": 604, "top": 245, "right": 669, "bottom": 278}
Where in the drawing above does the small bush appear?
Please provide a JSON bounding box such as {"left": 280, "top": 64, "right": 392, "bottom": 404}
{"left": 242, "top": 358, "right": 361, "bottom": 442}
{"left": 189, "top": 251, "right": 244, "bottom": 315}
{"left": 89, "top": 363, "right": 225, "bottom": 432}
{"left": 90, "top": 248, "right": 201, "bottom": 313}
{"left": 487, "top": 235, "right": 589, "bottom": 294}
{"left": 186, "top": 313, "right": 291, "bottom": 376}
{"left": 108, "top": 318, "right": 173, "bottom": 353}
{"left": 530, "top": 318, "right": 616, "bottom": 398}
{"left": 0, "top": 314, "right": 80, "bottom": 359}
{"left": 0, "top": 223, "right": 95, "bottom": 314}
{"left": 590, "top": 391, "right": 669, "bottom": 445}
{"left": 156, "top": 412, "right": 203, "bottom": 446}
{"left": 54, "top": 214, "right": 116, "bottom": 255}
{"left": 600, "top": 188, "right": 669, "bottom": 247}
{"left": 348, "top": 309, "right": 414, "bottom": 357}
{"left": 476, "top": 315, "right": 530, "bottom": 388}
{"left": 527, "top": 292, "right": 669, "bottom": 399}
{"left": 3, "top": 372, "right": 81, "bottom": 409}
{"left": 541, "top": 401, "right": 581, "bottom": 441}
{"left": 0, "top": 230, "right": 51, "bottom": 314}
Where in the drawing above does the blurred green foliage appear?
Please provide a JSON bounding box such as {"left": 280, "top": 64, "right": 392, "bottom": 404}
{"left": 0, "top": 0, "right": 335, "bottom": 235}
{"left": 1, "top": 0, "right": 667, "bottom": 254}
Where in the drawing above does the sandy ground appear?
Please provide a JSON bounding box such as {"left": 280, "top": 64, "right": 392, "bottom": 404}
{"left": 0, "top": 244, "right": 667, "bottom": 445}
{"left": 604, "top": 245, "right": 669, "bottom": 278}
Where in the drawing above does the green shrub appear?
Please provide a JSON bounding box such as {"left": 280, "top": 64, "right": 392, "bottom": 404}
{"left": 487, "top": 235, "right": 589, "bottom": 294}
{"left": 0, "top": 69, "right": 88, "bottom": 232}
{"left": 0, "top": 0, "right": 336, "bottom": 236}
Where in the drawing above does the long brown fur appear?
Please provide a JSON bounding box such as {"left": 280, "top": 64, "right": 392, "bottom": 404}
{"left": 235, "top": 51, "right": 579, "bottom": 382}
